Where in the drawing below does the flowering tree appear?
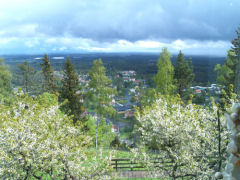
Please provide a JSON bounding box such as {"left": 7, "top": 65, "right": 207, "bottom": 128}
{"left": 0, "top": 93, "right": 112, "bottom": 179}
{"left": 222, "top": 103, "right": 240, "bottom": 179}
{"left": 135, "top": 95, "right": 228, "bottom": 179}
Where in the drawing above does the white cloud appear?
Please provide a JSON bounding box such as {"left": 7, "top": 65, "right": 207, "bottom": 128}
{"left": 136, "top": 41, "right": 165, "bottom": 48}
{"left": 59, "top": 46, "right": 67, "bottom": 51}
{"left": 0, "top": 35, "right": 232, "bottom": 55}
{"left": 24, "top": 38, "right": 39, "bottom": 48}
{"left": 117, "top": 40, "right": 134, "bottom": 47}
{"left": 172, "top": 39, "right": 189, "bottom": 50}
{"left": 45, "top": 38, "right": 57, "bottom": 44}
{"left": 0, "top": 24, "right": 39, "bottom": 37}
{"left": 0, "top": 37, "right": 17, "bottom": 44}
{"left": 18, "top": 24, "right": 39, "bottom": 36}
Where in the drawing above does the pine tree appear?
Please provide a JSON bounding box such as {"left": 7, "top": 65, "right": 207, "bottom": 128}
{"left": 0, "top": 58, "right": 12, "bottom": 97}
{"left": 18, "top": 61, "right": 35, "bottom": 94}
{"left": 60, "top": 58, "right": 84, "bottom": 123}
{"left": 174, "top": 50, "right": 194, "bottom": 98}
{"left": 41, "top": 54, "right": 57, "bottom": 94}
{"left": 153, "top": 47, "right": 175, "bottom": 95}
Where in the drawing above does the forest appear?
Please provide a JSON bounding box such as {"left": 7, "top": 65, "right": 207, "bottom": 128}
{"left": 4, "top": 53, "right": 225, "bottom": 88}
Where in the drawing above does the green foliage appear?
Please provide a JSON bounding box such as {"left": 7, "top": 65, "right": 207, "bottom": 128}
{"left": 174, "top": 50, "right": 194, "bottom": 98}
{"left": 97, "top": 118, "right": 115, "bottom": 147}
{"left": 153, "top": 48, "right": 175, "bottom": 95}
{"left": 38, "top": 92, "right": 59, "bottom": 107}
{"left": 214, "top": 49, "right": 237, "bottom": 95}
{"left": 18, "top": 61, "right": 38, "bottom": 94}
{"left": 138, "top": 88, "right": 158, "bottom": 110}
{"left": 130, "top": 96, "right": 136, "bottom": 103}
{"left": 60, "top": 58, "right": 85, "bottom": 123}
{"left": 214, "top": 84, "right": 237, "bottom": 113}
{"left": 0, "top": 58, "right": 12, "bottom": 98}
{"left": 192, "top": 91, "right": 206, "bottom": 104}
{"left": 84, "top": 116, "right": 115, "bottom": 147}
{"left": 110, "top": 136, "right": 121, "bottom": 148}
{"left": 41, "top": 54, "right": 57, "bottom": 94}
{"left": 87, "top": 59, "right": 116, "bottom": 117}
{"left": 86, "top": 59, "right": 117, "bottom": 148}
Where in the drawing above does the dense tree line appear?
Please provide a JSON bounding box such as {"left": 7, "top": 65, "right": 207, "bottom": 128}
{"left": 153, "top": 47, "right": 194, "bottom": 101}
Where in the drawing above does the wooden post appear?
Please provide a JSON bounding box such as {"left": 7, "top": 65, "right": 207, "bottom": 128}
{"left": 115, "top": 160, "right": 118, "bottom": 171}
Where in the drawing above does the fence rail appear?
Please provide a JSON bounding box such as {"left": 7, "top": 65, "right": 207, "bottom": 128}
{"left": 111, "top": 156, "right": 224, "bottom": 171}
{"left": 111, "top": 158, "right": 174, "bottom": 171}
{"left": 111, "top": 158, "right": 143, "bottom": 171}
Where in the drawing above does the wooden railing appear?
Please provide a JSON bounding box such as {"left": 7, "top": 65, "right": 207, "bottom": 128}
{"left": 111, "top": 156, "right": 223, "bottom": 171}
{"left": 111, "top": 158, "right": 203, "bottom": 179}
{"left": 111, "top": 158, "right": 146, "bottom": 171}
{"left": 111, "top": 158, "right": 172, "bottom": 171}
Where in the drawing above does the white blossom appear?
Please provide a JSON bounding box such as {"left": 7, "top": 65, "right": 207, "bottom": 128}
{"left": 135, "top": 96, "right": 228, "bottom": 179}
{"left": 0, "top": 94, "right": 112, "bottom": 179}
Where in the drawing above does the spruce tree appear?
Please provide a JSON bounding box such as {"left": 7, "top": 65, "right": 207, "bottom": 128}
{"left": 41, "top": 54, "right": 57, "bottom": 94}
{"left": 18, "top": 61, "right": 35, "bottom": 94}
{"left": 60, "top": 58, "right": 84, "bottom": 123}
{"left": 153, "top": 47, "right": 175, "bottom": 95}
{"left": 174, "top": 50, "right": 194, "bottom": 98}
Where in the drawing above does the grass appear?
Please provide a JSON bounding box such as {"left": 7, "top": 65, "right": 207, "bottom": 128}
{"left": 31, "top": 148, "right": 194, "bottom": 179}
{"left": 120, "top": 132, "right": 131, "bottom": 139}
{"left": 83, "top": 147, "right": 135, "bottom": 159}
{"left": 114, "top": 149, "right": 135, "bottom": 159}
{"left": 117, "top": 99, "right": 128, "bottom": 105}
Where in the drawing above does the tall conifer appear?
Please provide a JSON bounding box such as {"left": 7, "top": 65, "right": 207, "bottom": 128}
{"left": 41, "top": 54, "right": 57, "bottom": 93}
{"left": 174, "top": 50, "right": 194, "bottom": 98}
{"left": 60, "top": 58, "right": 84, "bottom": 123}
{"left": 18, "top": 61, "right": 35, "bottom": 94}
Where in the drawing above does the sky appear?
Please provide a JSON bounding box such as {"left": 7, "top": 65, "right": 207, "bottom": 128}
{"left": 0, "top": 0, "right": 239, "bottom": 55}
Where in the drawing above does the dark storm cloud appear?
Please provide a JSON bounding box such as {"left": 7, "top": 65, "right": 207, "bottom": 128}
{"left": 0, "top": 0, "right": 239, "bottom": 42}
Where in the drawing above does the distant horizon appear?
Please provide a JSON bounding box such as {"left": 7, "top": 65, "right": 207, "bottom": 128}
{"left": 0, "top": 51, "right": 227, "bottom": 58}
